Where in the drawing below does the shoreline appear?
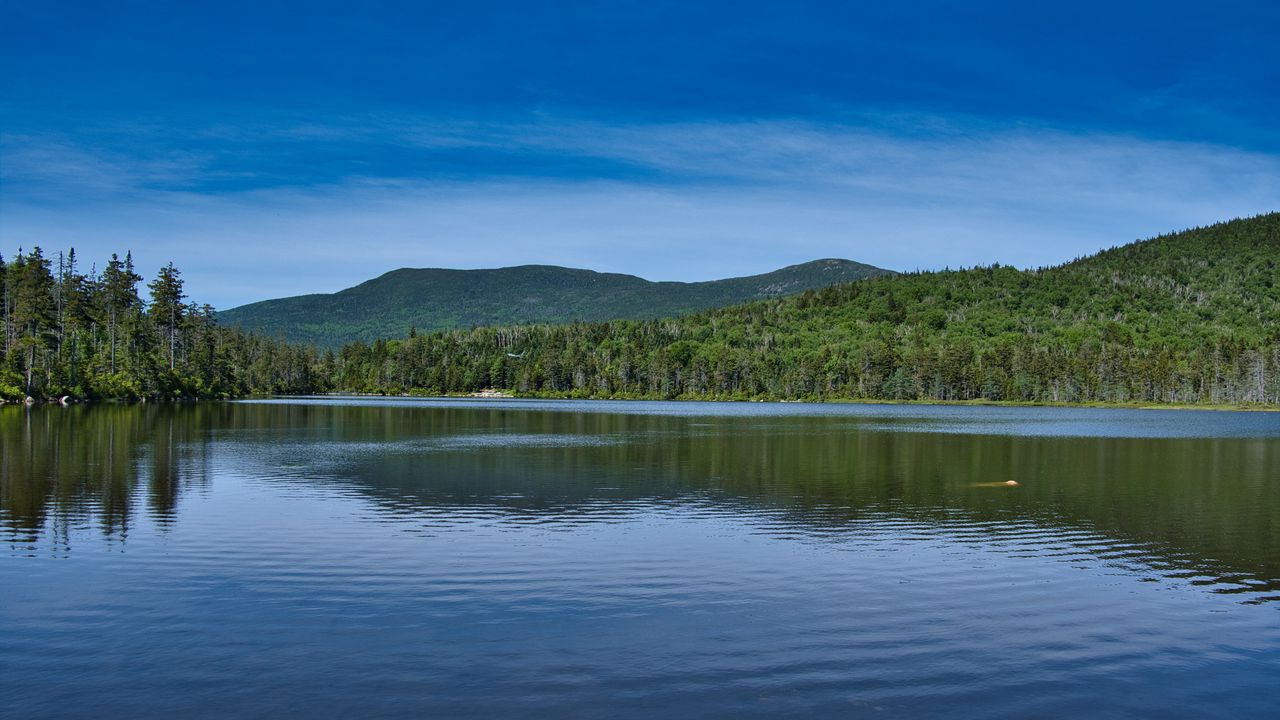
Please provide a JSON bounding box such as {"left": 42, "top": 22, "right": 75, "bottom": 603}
{"left": 7, "top": 391, "right": 1278, "bottom": 413}
{"left": 306, "top": 391, "right": 1280, "bottom": 413}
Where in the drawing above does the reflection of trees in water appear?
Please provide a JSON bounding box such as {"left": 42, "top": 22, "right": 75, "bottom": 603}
{"left": 4, "top": 403, "right": 1280, "bottom": 599}
{"left": 0, "top": 405, "right": 216, "bottom": 548}
{"left": 287, "top": 407, "right": 1280, "bottom": 599}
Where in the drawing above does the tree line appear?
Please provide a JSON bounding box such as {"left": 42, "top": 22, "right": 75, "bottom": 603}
{"left": 1, "top": 248, "right": 323, "bottom": 402}
{"left": 7, "top": 213, "right": 1278, "bottom": 407}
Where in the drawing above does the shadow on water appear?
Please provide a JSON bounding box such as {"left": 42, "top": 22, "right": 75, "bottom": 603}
{"left": 3, "top": 400, "right": 1280, "bottom": 601}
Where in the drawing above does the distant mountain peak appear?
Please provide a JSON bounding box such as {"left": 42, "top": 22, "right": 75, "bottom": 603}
{"left": 219, "top": 259, "right": 894, "bottom": 347}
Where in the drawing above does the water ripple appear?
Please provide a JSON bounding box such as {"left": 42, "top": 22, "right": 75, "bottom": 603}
{"left": 4, "top": 401, "right": 1280, "bottom": 719}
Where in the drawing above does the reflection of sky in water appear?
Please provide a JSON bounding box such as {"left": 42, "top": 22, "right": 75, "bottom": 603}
{"left": 219, "top": 433, "right": 625, "bottom": 458}
{"left": 5, "top": 464, "right": 1280, "bottom": 719}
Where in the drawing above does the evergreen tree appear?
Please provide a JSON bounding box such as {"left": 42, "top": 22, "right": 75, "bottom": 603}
{"left": 8, "top": 248, "right": 58, "bottom": 394}
{"left": 100, "top": 253, "right": 142, "bottom": 375}
{"left": 148, "top": 263, "right": 185, "bottom": 371}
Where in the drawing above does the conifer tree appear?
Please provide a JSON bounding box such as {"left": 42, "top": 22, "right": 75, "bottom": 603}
{"left": 148, "top": 263, "right": 185, "bottom": 370}
{"left": 8, "top": 248, "right": 57, "bottom": 394}
{"left": 101, "top": 253, "right": 142, "bottom": 374}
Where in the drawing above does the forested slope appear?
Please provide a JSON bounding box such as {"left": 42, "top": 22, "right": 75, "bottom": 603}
{"left": 324, "top": 213, "right": 1280, "bottom": 405}
{"left": 219, "top": 259, "right": 891, "bottom": 347}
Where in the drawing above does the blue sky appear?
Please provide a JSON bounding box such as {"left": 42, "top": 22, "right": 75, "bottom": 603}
{"left": 2, "top": 1, "right": 1278, "bottom": 308}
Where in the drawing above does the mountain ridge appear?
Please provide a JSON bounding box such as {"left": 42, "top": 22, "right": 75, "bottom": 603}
{"left": 218, "top": 258, "right": 893, "bottom": 347}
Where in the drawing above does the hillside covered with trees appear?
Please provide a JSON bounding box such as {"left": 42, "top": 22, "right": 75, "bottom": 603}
{"left": 324, "top": 213, "right": 1280, "bottom": 406}
{"left": 218, "top": 259, "right": 892, "bottom": 347}
{"left": 1, "top": 249, "right": 322, "bottom": 402}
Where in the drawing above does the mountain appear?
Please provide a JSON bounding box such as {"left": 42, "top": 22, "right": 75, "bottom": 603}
{"left": 218, "top": 259, "right": 893, "bottom": 347}
{"left": 324, "top": 212, "right": 1280, "bottom": 406}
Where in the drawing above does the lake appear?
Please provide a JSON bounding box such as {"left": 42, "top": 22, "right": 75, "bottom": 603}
{"left": 3, "top": 397, "right": 1280, "bottom": 718}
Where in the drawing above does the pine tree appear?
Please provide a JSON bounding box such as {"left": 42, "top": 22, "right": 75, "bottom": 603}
{"left": 101, "top": 253, "right": 142, "bottom": 374}
{"left": 148, "top": 263, "right": 185, "bottom": 371}
{"left": 9, "top": 248, "right": 57, "bottom": 394}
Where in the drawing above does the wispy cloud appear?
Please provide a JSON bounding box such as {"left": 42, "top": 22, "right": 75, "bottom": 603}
{"left": 2, "top": 117, "right": 1277, "bottom": 308}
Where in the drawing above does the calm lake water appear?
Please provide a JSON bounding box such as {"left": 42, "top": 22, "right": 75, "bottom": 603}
{"left": 3, "top": 398, "right": 1280, "bottom": 718}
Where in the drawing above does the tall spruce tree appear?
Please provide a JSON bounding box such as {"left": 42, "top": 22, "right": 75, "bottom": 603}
{"left": 100, "top": 253, "right": 142, "bottom": 375}
{"left": 8, "top": 248, "right": 57, "bottom": 394}
{"left": 148, "top": 263, "right": 185, "bottom": 371}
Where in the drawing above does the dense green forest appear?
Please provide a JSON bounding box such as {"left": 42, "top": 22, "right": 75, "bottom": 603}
{"left": 8, "top": 213, "right": 1279, "bottom": 406}
{"left": 219, "top": 258, "right": 891, "bottom": 347}
{"left": 325, "top": 213, "right": 1280, "bottom": 405}
{"left": 0, "top": 248, "right": 322, "bottom": 402}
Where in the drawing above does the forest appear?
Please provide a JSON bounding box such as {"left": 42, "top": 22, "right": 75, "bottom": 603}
{"left": 6, "top": 213, "right": 1279, "bottom": 406}
{"left": 0, "top": 248, "right": 322, "bottom": 402}
{"left": 325, "top": 213, "right": 1280, "bottom": 406}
